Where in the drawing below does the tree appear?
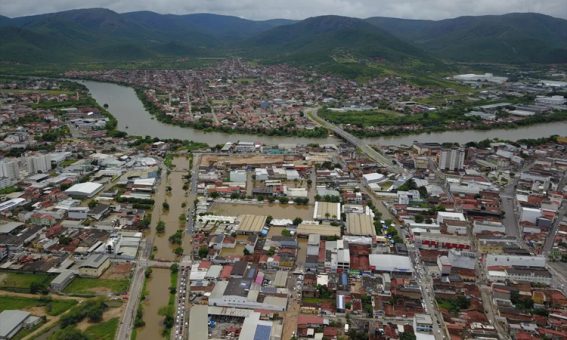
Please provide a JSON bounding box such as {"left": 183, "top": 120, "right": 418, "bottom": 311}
{"left": 170, "top": 263, "right": 179, "bottom": 273}
{"left": 414, "top": 214, "right": 424, "bottom": 223}
{"left": 198, "top": 246, "right": 208, "bottom": 259}
{"left": 49, "top": 328, "right": 88, "bottom": 340}
{"left": 281, "top": 229, "right": 292, "bottom": 237}
{"left": 88, "top": 200, "right": 97, "bottom": 209}
{"left": 279, "top": 197, "right": 289, "bottom": 204}
{"left": 174, "top": 247, "right": 184, "bottom": 256}
{"left": 243, "top": 248, "right": 251, "bottom": 256}
{"left": 30, "top": 281, "right": 48, "bottom": 294}
{"left": 267, "top": 247, "right": 276, "bottom": 256}
{"left": 293, "top": 217, "right": 303, "bottom": 226}
{"left": 400, "top": 332, "right": 417, "bottom": 340}
{"left": 156, "top": 221, "right": 166, "bottom": 233}
{"left": 162, "top": 201, "right": 169, "bottom": 210}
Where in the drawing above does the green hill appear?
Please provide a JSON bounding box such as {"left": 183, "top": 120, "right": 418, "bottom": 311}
{"left": 243, "top": 15, "right": 434, "bottom": 63}
{"left": 1, "top": 9, "right": 565, "bottom": 69}
{"left": 366, "top": 13, "right": 567, "bottom": 63}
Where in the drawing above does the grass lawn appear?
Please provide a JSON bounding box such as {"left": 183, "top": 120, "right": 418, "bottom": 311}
{"left": 302, "top": 297, "right": 334, "bottom": 304}
{"left": 0, "top": 295, "right": 77, "bottom": 316}
{"left": 84, "top": 318, "right": 119, "bottom": 340}
{"left": 64, "top": 278, "right": 129, "bottom": 295}
{"left": 0, "top": 272, "right": 54, "bottom": 292}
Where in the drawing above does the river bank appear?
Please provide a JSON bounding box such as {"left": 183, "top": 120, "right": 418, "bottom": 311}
{"left": 81, "top": 80, "right": 567, "bottom": 146}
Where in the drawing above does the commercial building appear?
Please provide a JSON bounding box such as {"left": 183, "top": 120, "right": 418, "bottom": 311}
{"left": 485, "top": 254, "right": 546, "bottom": 268}
{"left": 368, "top": 254, "right": 413, "bottom": 273}
{"left": 362, "top": 173, "right": 385, "bottom": 186}
{"left": 50, "top": 270, "right": 76, "bottom": 291}
{"left": 296, "top": 223, "right": 341, "bottom": 238}
{"left": 345, "top": 213, "right": 376, "bottom": 236}
{"left": 64, "top": 182, "right": 104, "bottom": 198}
{"left": 188, "top": 305, "right": 208, "bottom": 340}
{"left": 237, "top": 215, "right": 267, "bottom": 234}
{"left": 78, "top": 253, "right": 110, "bottom": 277}
{"left": 414, "top": 314, "right": 433, "bottom": 333}
{"left": 313, "top": 201, "right": 341, "bottom": 221}
{"left": 239, "top": 312, "right": 281, "bottom": 340}
{"left": 0, "top": 310, "right": 42, "bottom": 339}
{"left": 230, "top": 170, "right": 247, "bottom": 183}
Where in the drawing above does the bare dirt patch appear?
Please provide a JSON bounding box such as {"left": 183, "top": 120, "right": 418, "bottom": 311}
{"left": 100, "top": 263, "right": 133, "bottom": 280}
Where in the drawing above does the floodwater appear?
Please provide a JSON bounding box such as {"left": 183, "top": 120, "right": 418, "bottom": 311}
{"left": 210, "top": 202, "right": 314, "bottom": 220}
{"left": 137, "top": 268, "right": 170, "bottom": 340}
{"left": 81, "top": 79, "right": 567, "bottom": 146}
{"left": 149, "top": 157, "right": 190, "bottom": 261}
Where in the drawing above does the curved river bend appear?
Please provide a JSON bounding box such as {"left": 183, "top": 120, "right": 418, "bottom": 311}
{"left": 81, "top": 80, "right": 567, "bottom": 146}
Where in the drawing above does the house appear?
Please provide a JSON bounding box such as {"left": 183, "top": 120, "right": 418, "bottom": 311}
{"left": 78, "top": 253, "right": 110, "bottom": 277}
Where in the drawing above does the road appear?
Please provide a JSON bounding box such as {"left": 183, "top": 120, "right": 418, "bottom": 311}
{"left": 500, "top": 163, "right": 534, "bottom": 239}
{"left": 308, "top": 109, "right": 402, "bottom": 173}
{"left": 115, "top": 239, "right": 152, "bottom": 340}
{"left": 408, "top": 243, "right": 449, "bottom": 340}
{"left": 543, "top": 173, "right": 567, "bottom": 254}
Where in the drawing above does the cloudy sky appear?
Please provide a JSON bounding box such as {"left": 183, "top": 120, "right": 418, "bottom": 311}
{"left": 1, "top": 0, "right": 566, "bottom": 20}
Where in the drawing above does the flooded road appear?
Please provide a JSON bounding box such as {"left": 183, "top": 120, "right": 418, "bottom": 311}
{"left": 210, "top": 202, "right": 314, "bottom": 220}
{"left": 137, "top": 268, "right": 170, "bottom": 340}
{"left": 149, "top": 157, "right": 190, "bottom": 261}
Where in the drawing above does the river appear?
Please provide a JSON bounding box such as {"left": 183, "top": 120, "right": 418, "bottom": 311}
{"left": 81, "top": 80, "right": 567, "bottom": 146}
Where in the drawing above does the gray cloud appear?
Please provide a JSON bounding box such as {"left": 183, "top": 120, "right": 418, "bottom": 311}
{"left": 1, "top": 0, "right": 566, "bottom": 20}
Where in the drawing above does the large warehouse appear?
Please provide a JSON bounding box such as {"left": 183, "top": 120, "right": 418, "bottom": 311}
{"left": 64, "top": 182, "right": 103, "bottom": 198}
{"left": 313, "top": 201, "right": 341, "bottom": 221}
{"left": 369, "top": 254, "right": 414, "bottom": 273}
{"left": 346, "top": 213, "right": 376, "bottom": 236}
{"left": 237, "top": 214, "right": 268, "bottom": 234}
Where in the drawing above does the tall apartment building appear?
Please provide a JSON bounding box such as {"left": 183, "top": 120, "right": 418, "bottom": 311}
{"left": 26, "top": 154, "right": 51, "bottom": 174}
{"left": 438, "top": 148, "right": 465, "bottom": 171}
{"left": 0, "top": 159, "right": 20, "bottom": 180}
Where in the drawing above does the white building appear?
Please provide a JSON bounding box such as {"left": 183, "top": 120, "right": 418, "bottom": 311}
{"left": 535, "top": 95, "right": 566, "bottom": 107}
{"left": 485, "top": 254, "right": 546, "bottom": 268}
{"left": 64, "top": 182, "right": 104, "bottom": 198}
{"left": 0, "top": 159, "right": 20, "bottom": 180}
{"left": 437, "top": 211, "right": 466, "bottom": 225}
{"left": 25, "top": 154, "right": 51, "bottom": 174}
{"left": 439, "top": 148, "right": 465, "bottom": 171}
{"left": 362, "top": 173, "right": 385, "bottom": 186}
{"left": 520, "top": 207, "right": 542, "bottom": 224}
{"left": 230, "top": 170, "right": 247, "bottom": 183}
{"left": 452, "top": 73, "right": 508, "bottom": 84}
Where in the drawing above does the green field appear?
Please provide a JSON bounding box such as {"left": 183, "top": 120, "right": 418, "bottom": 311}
{"left": 63, "top": 278, "right": 129, "bottom": 295}
{"left": 84, "top": 318, "right": 119, "bottom": 340}
{"left": 0, "top": 272, "right": 54, "bottom": 292}
{"left": 0, "top": 295, "right": 77, "bottom": 316}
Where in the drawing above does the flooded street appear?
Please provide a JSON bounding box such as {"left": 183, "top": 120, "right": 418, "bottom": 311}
{"left": 137, "top": 268, "right": 170, "bottom": 340}
{"left": 210, "top": 202, "right": 314, "bottom": 220}
{"left": 149, "top": 157, "right": 190, "bottom": 261}
{"left": 137, "top": 156, "right": 190, "bottom": 339}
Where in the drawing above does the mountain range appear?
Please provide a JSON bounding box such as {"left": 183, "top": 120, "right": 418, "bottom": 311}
{"left": 1, "top": 8, "right": 566, "bottom": 67}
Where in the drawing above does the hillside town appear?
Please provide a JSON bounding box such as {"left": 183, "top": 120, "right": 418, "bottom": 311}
{"left": 0, "top": 76, "right": 567, "bottom": 340}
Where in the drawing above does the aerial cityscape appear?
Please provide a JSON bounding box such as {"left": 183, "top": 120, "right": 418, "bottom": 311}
{"left": 0, "top": 1, "right": 567, "bottom": 340}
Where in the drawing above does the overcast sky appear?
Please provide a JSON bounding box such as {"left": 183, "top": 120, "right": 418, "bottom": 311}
{"left": 1, "top": 0, "right": 566, "bottom": 20}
